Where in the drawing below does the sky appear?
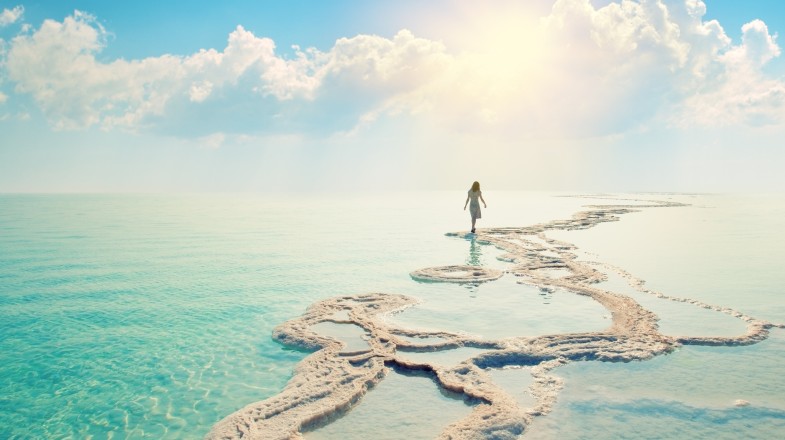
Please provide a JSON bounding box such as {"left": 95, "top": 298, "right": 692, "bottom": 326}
{"left": 1, "top": 0, "right": 784, "bottom": 193}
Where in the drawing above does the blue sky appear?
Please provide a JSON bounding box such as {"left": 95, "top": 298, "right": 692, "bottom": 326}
{"left": 1, "top": 0, "right": 784, "bottom": 193}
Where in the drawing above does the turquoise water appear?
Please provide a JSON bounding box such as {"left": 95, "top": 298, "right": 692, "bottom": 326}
{"left": 526, "top": 332, "right": 785, "bottom": 439}
{"left": 0, "top": 192, "right": 581, "bottom": 438}
{"left": 1, "top": 192, "right": 783, "bottom": 438}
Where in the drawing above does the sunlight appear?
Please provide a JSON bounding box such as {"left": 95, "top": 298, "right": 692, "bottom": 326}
{"left": 446, "top": 3, "right": 551, "bottom": 96}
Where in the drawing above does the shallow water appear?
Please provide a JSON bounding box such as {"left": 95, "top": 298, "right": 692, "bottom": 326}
{"left": 1, "top": 192, "right": 783, "bottom": 439}
{"left": 535, "top": 193, "right": 785, "bottom": 439}
{"left": 0, "top": 191, "right": 584, "bottom": 439}
{"left": 305, "top": 368, "right": 474, "bottom": 440}
{"left": 396, "top": 346, "right": 490, "bottom": 368}
{"left": 387, "top": 276, "right": 611, "bottom": 339}
{"left": 594, "top": 270, "right": 749, "bottom": 338}
{"left": 308, "top": 322, "right": 371, "bottom": 354}
{"left": 526, "top": 331, "right": 785, "bottom": 439}
{"left": 547, "top": 194, "right": 785, "bottom": 323}
{"left": 488, "top": 367, "right": 537, "bottom": 410}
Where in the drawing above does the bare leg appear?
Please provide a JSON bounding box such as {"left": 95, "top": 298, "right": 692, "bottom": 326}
{"left": 471, "top": 217, "right": 476, "bottom": 232}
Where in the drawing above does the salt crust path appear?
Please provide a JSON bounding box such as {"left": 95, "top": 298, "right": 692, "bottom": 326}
{"left": 207, "top": 196, "right": 785, "bottom": 440}
{"left": 410, "top": 265, "right": 503, "bottom": 283}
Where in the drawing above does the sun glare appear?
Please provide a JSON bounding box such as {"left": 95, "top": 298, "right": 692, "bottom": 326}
{"left": 420, "top": 3, "right": 554, "bottom": 126}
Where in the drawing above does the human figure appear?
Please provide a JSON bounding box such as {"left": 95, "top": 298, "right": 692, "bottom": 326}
{"left": 463, "top": 181, "right": 487, "bottom": 233}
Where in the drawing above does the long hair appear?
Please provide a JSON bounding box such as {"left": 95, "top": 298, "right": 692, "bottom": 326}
{"left": 471, "top": 181, "right": 480, "bottom": 192}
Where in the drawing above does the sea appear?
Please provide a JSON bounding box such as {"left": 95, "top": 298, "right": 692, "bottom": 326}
{"left": 1, "top": 192, "right": 783, "bottom": 439}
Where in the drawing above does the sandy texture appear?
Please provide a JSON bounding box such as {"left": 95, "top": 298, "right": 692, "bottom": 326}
{"left": 207, "top": 196, "right": 782, "bottom": 440}
{"left": 410, "top": 265, "right": 503, "bottom": 283}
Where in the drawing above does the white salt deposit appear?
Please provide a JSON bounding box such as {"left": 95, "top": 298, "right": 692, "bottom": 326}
{"left": 207, "top": 196, "right": 781, "bottom": 440}
{"left": 410, "top": 265, "right": 503, "bottom": 283}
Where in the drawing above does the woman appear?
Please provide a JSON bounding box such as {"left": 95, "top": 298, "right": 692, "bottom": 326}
{"left": 463, "top": 181, "right": 487, "bottom": 233}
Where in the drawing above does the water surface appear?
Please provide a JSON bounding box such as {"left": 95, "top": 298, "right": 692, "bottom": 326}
{"left": 1, "top": 192, "right": 783, "bottom": 439}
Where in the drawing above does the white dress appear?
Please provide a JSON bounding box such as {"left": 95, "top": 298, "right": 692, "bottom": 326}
{"left": 468, "top": 190, "right": 482, "bottom": 220}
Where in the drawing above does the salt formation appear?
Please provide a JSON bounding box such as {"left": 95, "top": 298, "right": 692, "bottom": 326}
{"left": 410, "top": 265, "right": 503, "bottom": 283}
{"left": 208, "top": 196, "right": 783, "bottom": 440}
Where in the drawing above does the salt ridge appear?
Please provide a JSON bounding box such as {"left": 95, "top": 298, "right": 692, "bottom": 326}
{"left": 207, "top": 196, "right": 783, "bottom": 439}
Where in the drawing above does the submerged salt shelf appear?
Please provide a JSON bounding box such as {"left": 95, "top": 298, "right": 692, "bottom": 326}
{"left": 208, "top": 194, "right": 784, "bottom": 439}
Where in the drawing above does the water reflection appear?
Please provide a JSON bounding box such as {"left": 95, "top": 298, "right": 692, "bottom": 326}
{"left": 465, "top": 236, "right": 482, "bottom": 266}
{"left": 463, "top": 237, "right": 483, "bottom": 296}
{"left": 538, "top": 287, "right": 553, "bottom": 305}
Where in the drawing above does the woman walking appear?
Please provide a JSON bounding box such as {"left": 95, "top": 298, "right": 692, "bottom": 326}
{"left": 464, "top": 181, "right": 487, "bottom": 233}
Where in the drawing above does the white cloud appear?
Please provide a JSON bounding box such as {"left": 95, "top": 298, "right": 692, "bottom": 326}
{"left": 724, "top": 19, "right": 781, "bottom": 67}
{"left": 677, "top": 17, "right": 784, "bottom": 127}
{"left": 189, "top": 80, "right": 214, "bottom": 102}
{"left": 5, "top": 13, "right": 448, "bottom": 134}
{"left": 2, "top": 1, "right": 785, "bottom": 138}
{"left": 0, "top": 91, "right": 7, "bottom": 103}
{"left": 412, "top": 0, "right": 785, "bottom": 134}
{"left": 0, "top": 5, "right": 23, "bottom": 27}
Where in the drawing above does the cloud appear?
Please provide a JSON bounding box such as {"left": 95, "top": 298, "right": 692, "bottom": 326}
{"left": 0, "top": 5, "right": 23, "bottom": 27}
{"left": 2, "top": 1, "right": 785, "bottom": 139}
{"left": 189, "top": 80, "right": 214, "bottom": 103}
{"left": 329, "top": 0, "right": 785, "bottom": 136}
{"left": 677, "top": 17, "right": 784, "bottom": 127}
{"left": 418, "top": 0, "right": 785, "bottom": 134}
{"left": 4, "top": 12, "right": 448, "bottom": 135}
{"left": 725, "top": 19, "right": 781, "bottom": 67}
